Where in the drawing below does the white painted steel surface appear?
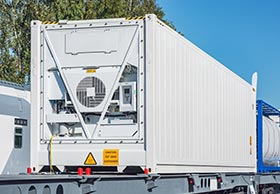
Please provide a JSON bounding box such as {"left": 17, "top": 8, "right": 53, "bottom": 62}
{"left": 31, "top": 14, "right": 256, "bottom": 173}
{"left": 0, "top": 82, "right": 30, "bottom": 174}
{"left": 145, "top": 14, "right": 256, "bottom": 173}
{"left": 263, "top": 116, "right": 280, "bottom": 165}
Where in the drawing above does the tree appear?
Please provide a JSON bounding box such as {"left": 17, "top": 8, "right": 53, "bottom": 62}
{"left": 0, "top": 0, "right": 175, "bottom": 84}
{"left": 0, "top": 0, "right": 49, "bottom": 83}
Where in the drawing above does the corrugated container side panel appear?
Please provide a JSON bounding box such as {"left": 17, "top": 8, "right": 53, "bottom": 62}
{"left": 145, "top": 15, "right": 256, "bottom": 173}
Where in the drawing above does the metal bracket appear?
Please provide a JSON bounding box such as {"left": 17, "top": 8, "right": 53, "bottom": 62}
{"left": 79, "top": 176, "right": 101, "bottom": 194}
{"left": 145, "top": 175, "right": 160, "bottom": 191}
{"left": 81, "top": 184, "right": 96, "bottom": 194}
{"left": 248, "top": 184, "right": 256, "bottom": 194}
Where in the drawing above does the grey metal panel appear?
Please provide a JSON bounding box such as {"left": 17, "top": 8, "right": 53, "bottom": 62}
{"left": 0, "top": 94, "right": 29, "bottom": 117}
{"left": 65, "top": 30, "right": 117, "bottom": 54}
{"left": 46, "top": 25, "right": 138, "bottom": 68}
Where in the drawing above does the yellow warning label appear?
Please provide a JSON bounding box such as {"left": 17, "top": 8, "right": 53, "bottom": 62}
{"left": 86, "top": 69, "right": 96, "bottom": 73}
{"left": 103, "top": 149, "right": 119, "bottom": 166}
{"left": 84, "top": 152, "right": 97, "bottom": 165}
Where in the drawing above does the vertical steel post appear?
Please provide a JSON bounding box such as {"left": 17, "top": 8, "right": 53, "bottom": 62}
{"left": 257, "top": 100, "right": 263, "bottom": 172}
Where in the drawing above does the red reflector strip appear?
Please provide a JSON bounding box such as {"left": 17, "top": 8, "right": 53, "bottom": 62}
{"left": 85, "top": 168, "right": 91, "bottom": 175}
{"left": 77, "top": 167, "right": 83, "bottom": 175}
{"left": 27, "top": 167, "right": 32, "bottom": 174}
{"left": 144, "top": 168, "right": 149, "bottom": 175}
{"left": 188, "top": 178, "right": 194, "bottom": 185}
{"left": 217, "top": 177, "right": 222, "bottom": 182}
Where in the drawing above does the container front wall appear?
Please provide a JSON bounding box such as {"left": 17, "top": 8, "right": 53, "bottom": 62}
{"left": 30, "top": 19, "right": 146, "bottom": 172}
{"left": 145, "top": 15, "right": 256, "bottom": 173}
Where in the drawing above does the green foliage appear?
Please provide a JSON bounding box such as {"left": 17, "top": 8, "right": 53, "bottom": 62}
{"left": 0, "top": 0, "right": 49, "bottom": 83}
{"left": 0, "top": 0, "right": 175, "bottom": 84}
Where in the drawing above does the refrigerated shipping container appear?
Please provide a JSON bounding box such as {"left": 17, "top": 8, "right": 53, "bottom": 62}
{"left": 30, "top": 14, "right": 256, "bottom": 174}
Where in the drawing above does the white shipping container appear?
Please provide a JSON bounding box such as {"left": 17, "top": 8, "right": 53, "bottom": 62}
{"left": 30, "top": 14, "right": 256, "bottom": 173}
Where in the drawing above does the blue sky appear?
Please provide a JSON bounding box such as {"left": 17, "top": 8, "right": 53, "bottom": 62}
{"left": 157, "top": 0, "right": 280, "bottom": 108}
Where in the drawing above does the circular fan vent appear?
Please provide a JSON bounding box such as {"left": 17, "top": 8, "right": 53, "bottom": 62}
{"left": 76, "top": 77, "right": 106, "bottom": 108}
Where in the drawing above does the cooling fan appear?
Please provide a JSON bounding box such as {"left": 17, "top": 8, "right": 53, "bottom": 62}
{"left": 76, "top": 76, "right": 106, "bottom": 108}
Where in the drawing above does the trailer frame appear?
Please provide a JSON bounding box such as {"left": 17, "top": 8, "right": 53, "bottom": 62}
{"left": 256, "top": 100, "right": 280, "bottom": 173}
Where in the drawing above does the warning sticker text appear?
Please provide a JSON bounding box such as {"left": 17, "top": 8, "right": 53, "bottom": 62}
{"left": 103, "top": 149, "right": 119, "bottom": 166}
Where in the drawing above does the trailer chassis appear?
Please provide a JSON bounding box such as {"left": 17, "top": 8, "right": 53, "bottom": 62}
{"left": 1, "top": 173, "right": 280, "bottom": 194}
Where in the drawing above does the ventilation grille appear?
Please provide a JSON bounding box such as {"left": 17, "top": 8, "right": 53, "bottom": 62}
{"left": 76, "top": 77, "right": 106, "bottom": 108}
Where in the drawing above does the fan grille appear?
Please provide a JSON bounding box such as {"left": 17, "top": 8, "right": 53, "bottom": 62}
{"left": 76, "top": 77, "right": 106, "bottom": 108}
